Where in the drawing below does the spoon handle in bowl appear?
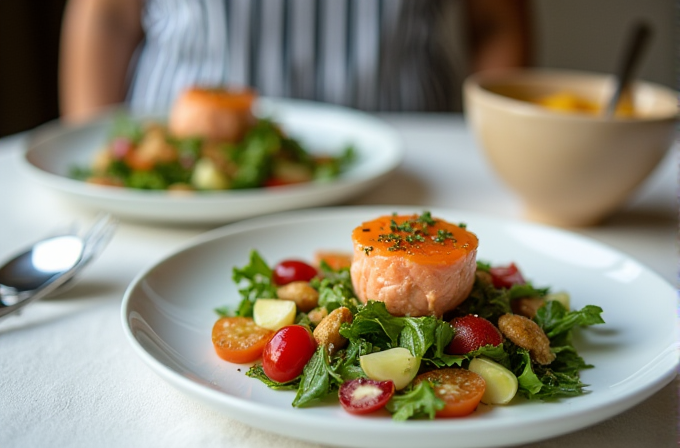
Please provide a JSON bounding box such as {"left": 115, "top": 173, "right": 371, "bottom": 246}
{"left": 605, "top": 21, "right": 652, "bottom": 117}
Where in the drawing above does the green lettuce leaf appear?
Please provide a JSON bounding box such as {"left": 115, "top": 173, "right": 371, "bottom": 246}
{"left": 535, "top": 301, "right": 605, "bottom": 339}
{"left": 224, "top": 250, "right": 278, "bottom": 317}
{"left": 386, "top": 381, "right": 445, "bottom": 421}
{"left": 245, "top": 364, "right": 299, "bottom": 390}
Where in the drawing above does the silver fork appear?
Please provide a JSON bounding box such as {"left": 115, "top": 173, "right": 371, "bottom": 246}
{"left": 0, "top": 214, "right": 118, "bottom": 320}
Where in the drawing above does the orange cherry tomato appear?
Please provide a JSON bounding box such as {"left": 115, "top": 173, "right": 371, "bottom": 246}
{"left": 413, "top": 368, "right": 486, "bottom": 418}
{"left": 314, "top": 251, "right": 353, "bottom": 271}
{"left": 212, "top": 317, "right": 274, "bottom": 363}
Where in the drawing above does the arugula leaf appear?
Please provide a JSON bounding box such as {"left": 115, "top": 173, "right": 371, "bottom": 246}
{"left": 295, "top": 312, "right": 313, "bottom": 327}
{"left": 226, "top": 250, "right": 278, "bottom": 317}
{"left": 313, "top": 145, "right": 356, "bottom": 181}
{"left": 451, "top": 275, "right": 512, "bottom": 324}
{"left": 246, "top": 364, "right": 300, "bottom": 390}
{"left": 505, "top": 339, "right": 590, "bottom": 400}
{"left": 507, "top": 283, "right": 550, "bottom": 300}
{"left": 230, "top": 120, "right": 281, "bottom": 189}
{"left": 232, "top": 250, "right": 273, "bottom": 282}
{"left": 341, "top": 301, "right": 457, "bottom": 366}
{"left": 476, "top": 260, "right": 492, "bottom": 271}
{"left": 293, "top": 346, "right": 343, "bottom": 407}
{"left": 109, "top": 112, "right": 144, "bottom": 143}
{"left": 127, "top": 169, "right": 168, "bottom": 189}
{"left": 550, "top": 345, "right": 592, "bottom": 373}
{"left": 535, "top": 301, "right": 605, "bottom": 339}
{"left": 507, "top": 344, "right": 544, "bottom": 396}
{"left": 430, "top": 319, "right": 455, "bottom": 360}
{"left": 316, "top": 282, "right": 359, "bottom": 315}
{"left": 336, "top": 339, "right": 373, "bottom": 381}
{"left": 467, "top": 343, "right": 509, "bottom": 365}
{"left": 340, "top": 301, "right": 404, "bottom": 348}
{"left": 311, "top": 264, "right": 360, "bottom": 314}
{"left": 386, "top": 382, "right": 445, "bottom": 421}
{"left": 399, "top": 316, "right": 440, "bottom": 359}
{"left": 279, "top": 135, "right": 315, "bottom": 166}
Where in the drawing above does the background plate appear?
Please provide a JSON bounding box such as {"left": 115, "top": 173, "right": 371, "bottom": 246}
{"left": 121, "top": 206, "right": 678, "bottom": 448}
{"left": 21, "top": 100, "right": 403, "bottom": 225}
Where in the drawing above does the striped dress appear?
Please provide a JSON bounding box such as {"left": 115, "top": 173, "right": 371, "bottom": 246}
{"left": 127, "top": 0, "right": 468, "bottom": 113}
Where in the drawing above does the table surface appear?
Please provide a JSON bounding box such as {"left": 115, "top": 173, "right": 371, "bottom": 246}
{"left": 1, "top": 114, "right": 677, "bottom": 448}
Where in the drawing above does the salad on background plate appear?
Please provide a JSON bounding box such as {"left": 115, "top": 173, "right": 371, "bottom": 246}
{"left": 22, "top": 100, "right": 402, "bottom": 224}
{"left": 70, "top": 87, "right": 355, "bottom": 191}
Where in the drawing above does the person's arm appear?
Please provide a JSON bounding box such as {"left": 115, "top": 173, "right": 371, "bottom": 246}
{"left": 59, "top": 0, "right": 144, "bottom": 122}
{"left": 465, "top": 0, "right": 533, "bottom": 72}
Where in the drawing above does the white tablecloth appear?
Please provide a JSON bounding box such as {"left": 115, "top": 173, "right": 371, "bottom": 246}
{"left": 1, "top": 114, "right": 677, "bottom": 447}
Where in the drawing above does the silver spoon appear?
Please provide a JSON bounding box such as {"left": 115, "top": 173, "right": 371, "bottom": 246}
{"left": 604, "top": 21, "right": 652, "bottom": 117}
{"left": 0, "top": 214, "right": 117, "bottom": 320}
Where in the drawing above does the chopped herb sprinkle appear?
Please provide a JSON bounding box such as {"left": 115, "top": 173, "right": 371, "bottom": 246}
{"left": 434, "top": 229, "right": 456, "bottom": 244}
{"left": 373, "top": 211, "right": 462, "bottom": 251}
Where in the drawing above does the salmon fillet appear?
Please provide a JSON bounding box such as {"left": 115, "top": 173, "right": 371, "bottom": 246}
{"left": 168, "top": 87, "right": 256, "bottom": 142}
{"left": 350, "top": 213, "right": 478, "bottom": 317}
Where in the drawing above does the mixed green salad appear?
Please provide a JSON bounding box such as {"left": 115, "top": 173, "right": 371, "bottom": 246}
{"left": 71, "top": 114, "right": 355, "bottom": 191}
{"left": 213, "top": 249, "right": 605, "bottom": 420}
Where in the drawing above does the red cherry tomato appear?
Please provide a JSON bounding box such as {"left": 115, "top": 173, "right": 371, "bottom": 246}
{"left": 447, "top": 315, "right": 503, "bottom": 355}
{"left": 489, "top": 263, "right": 526, "bottom": 289}
{"left": 339, "top": 378, "right": 395, "bottom": 415}
{"left": 413, "top": 368, "right": 486, "bottom": 418}
{"left": 262, "top": 325, "right": 317, "bottom": 383}
{"left": 272, "top": 260, "right": 318, "bottom": 285}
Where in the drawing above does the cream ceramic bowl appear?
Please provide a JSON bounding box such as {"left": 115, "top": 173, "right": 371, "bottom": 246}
{"left": 464, "top": 69, "right": 677, "bottom": 227}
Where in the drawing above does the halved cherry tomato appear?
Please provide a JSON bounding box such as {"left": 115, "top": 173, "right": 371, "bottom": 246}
{"left": 339, "top": 378, "right": 395, "bottom": 415}
{"left": 447, "top": 315, "right": 503, "bottom": 355}
{"left": 272, "top": 260, "right": 318, "bottom": 286}
{"left": 489, "top": 263, "right": 526, "bottom": 289}
{"left": 262, "top": 325, "right": 317, "bottom": 383}
{"left": 413, "top": 368, "right": 486, "bottom": 418}
{"left": 212, "top": 317, "right": 274, "bottom": 363}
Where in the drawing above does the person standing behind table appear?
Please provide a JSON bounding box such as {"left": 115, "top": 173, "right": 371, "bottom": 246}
{"left": 59, "top": 0, "right": 532, "bottom": 122}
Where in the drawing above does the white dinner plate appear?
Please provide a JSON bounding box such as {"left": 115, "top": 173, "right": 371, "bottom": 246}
{"left": 21, "top": 99, "right": 402, "bottom": 225}
{"left": 121, "top": 206, "right": 678, "bottom": 448}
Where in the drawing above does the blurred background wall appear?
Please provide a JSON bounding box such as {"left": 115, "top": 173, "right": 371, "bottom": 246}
{"left": 0, "top": 1, "right": 67, "bottom": 138}
{"left": 533, "top": 0, "right": 676, "bottom": 88}
{"left": 0, "top": 0, "right": 675, "bottom": 138}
